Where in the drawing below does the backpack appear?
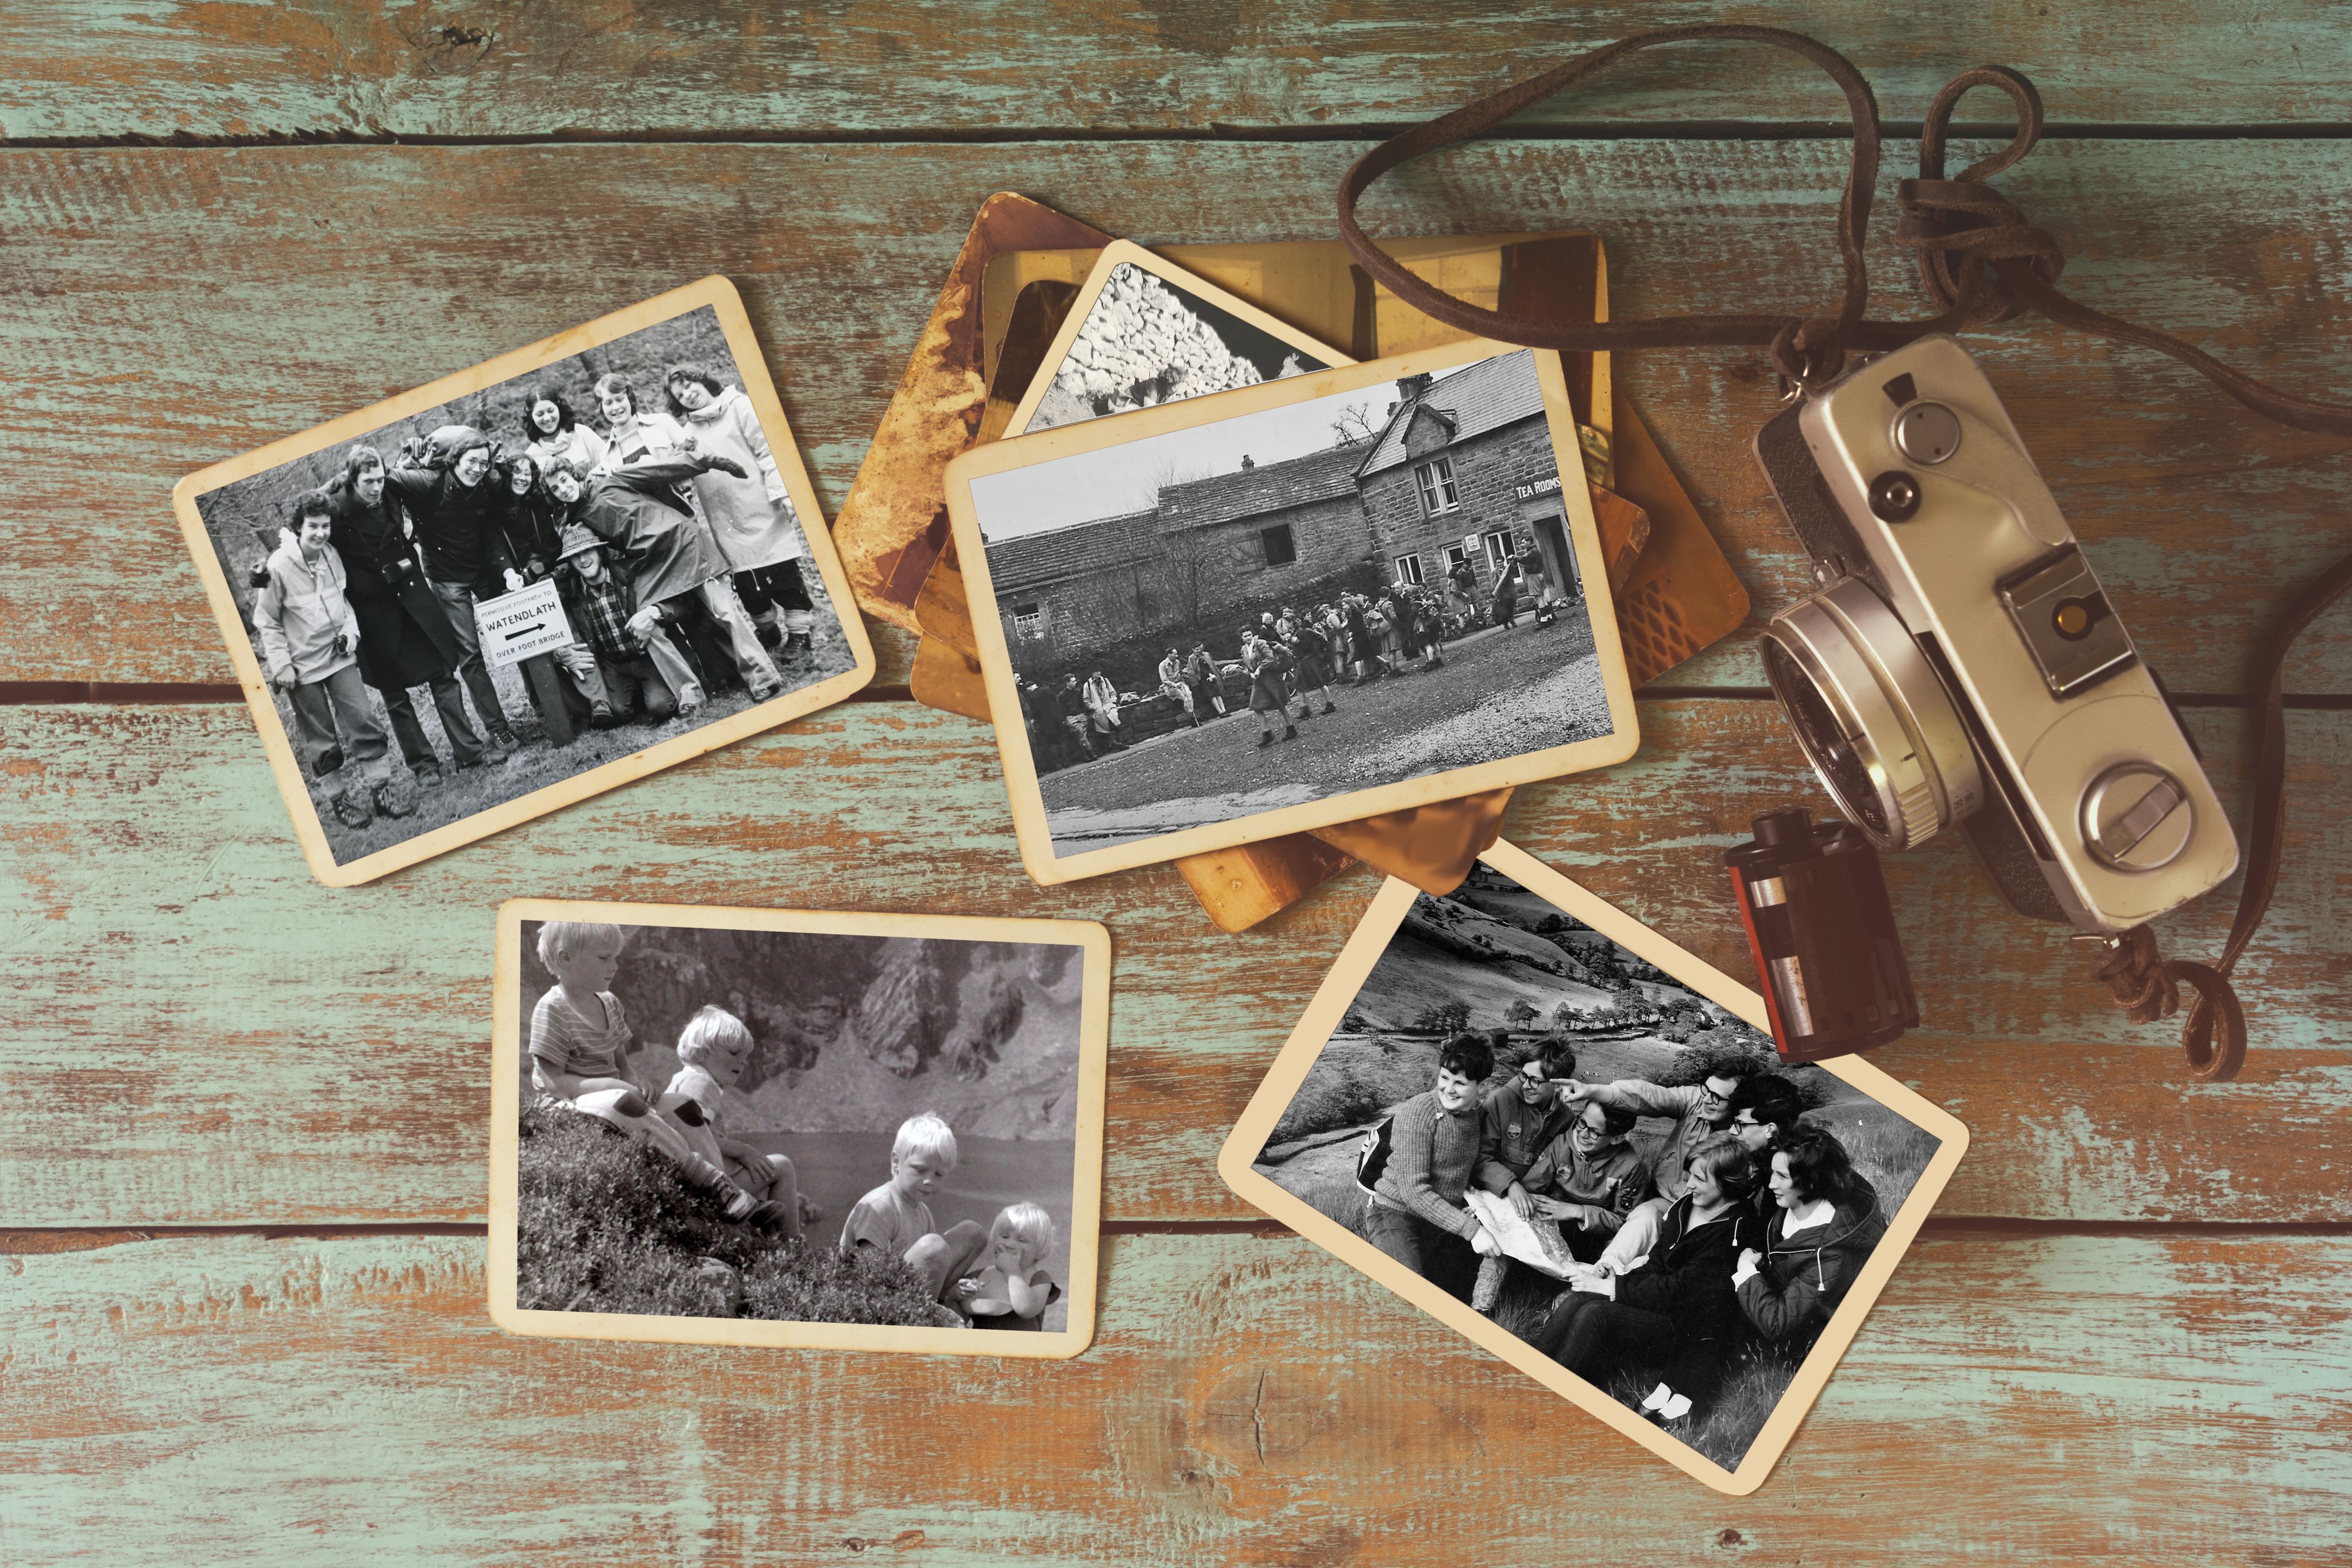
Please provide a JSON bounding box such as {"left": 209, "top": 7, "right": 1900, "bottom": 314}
{"left": 1355, "top": 1116, "right": 1395, "bottom": 1194}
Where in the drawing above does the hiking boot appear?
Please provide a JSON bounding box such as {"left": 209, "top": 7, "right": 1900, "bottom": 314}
{"left": 754, "top": 619, "right": 784, "bottom": 650}
{"left": 409, "top": 756, "right": 444, "bottom": 785}
{"left": 1256, "top": 731, "right": 1273, "bottom": 749}
{"left": 783, "top": 631, "right": 815, "bottom": 664}
{"left": 1321, "top": 703, "right": 1337, "bottom": 715}
{"left": 373, "top": 774, "right": 419, "bottom": 819}
{"left": 330, "top": 791, "right": 374, "bottom": 830}
{"left": 748, "top": 679, "right": 784, "bottom": 703}
{"left": 1281, "top": 724, "right": 1297, "bottom": 741}
{"left": 491, "top": 728, "right": 523, "bottom": 750}
{"left": 587, "top": 703, "right": 620, "bottom": 729}
{"left": 462, "top": 739, "right": 513, "bottom": 769}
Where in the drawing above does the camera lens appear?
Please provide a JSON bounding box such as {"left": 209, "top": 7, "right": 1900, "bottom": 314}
{"left": 1758, "top": 579, "right": 1983, "bottom": 852}
{"left": 1762, "top": 642, "right": 1886, "bottom": 838}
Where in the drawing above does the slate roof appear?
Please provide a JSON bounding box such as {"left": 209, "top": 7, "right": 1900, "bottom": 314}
{"left": 985, "top": 508, "right": 1159, "bottom": 595}
{"left": 1357, "top": 349, "right": 1546, "bottom": 477}
{"left": 1156, "top": 439, "right": 1375, "bottom": 533}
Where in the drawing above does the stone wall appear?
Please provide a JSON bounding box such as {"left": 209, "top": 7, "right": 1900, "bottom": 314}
{"left": 1361, "top": 413, "right": 1561, "bottom": 587}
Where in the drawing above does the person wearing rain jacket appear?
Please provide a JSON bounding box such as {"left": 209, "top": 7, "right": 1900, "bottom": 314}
{"left": 664, "top": 365, "right": 820, "bottom": 664}
{"left": 1732, "top": 1123, "right": 1886, "bottom": 1353}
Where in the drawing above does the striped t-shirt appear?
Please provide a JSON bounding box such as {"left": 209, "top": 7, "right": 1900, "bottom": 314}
{"left": 530, "top": 988, "right": 632, "bottom": 1078}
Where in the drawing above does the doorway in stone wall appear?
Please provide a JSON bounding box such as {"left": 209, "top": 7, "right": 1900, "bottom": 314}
{"left": 1527, "top": 506, "right": 1577, "bottom": 599}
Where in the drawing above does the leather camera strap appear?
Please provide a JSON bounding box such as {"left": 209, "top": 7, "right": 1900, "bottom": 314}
{"left": 1336, "top": 24, "right": 2352, "bottom": 1081}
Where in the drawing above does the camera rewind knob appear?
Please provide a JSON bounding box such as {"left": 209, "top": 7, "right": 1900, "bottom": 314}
{"left": 2080, "top": 763, "right": 2193, "bottom": 872}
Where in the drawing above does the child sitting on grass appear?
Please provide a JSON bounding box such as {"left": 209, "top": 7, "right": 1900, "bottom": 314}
{"left": 839, "top": 1112, "right": 990, "bottom": 1328}
{"left": 657, "top": 1004, "right": 803, "bottom": 1242}
{"left": 529, "top": 922, "right": 764, "bottom": 1224}
{"left": 966, "top": 1202, "right": 1063, "bottom": 1333}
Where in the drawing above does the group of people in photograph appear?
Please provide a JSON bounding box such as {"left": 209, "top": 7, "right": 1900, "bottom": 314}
{"left": 1359, "top": 1033, "right": 1886, "bottom": 1430}
{"left": 528, "top": 922, "right": 1065, "bottom": 1330}
{"left": 245, "top": 363, "right": 819, "bottom": 830}
{"left": 1012, "top": 550, "right": 1573, "bottom": 772}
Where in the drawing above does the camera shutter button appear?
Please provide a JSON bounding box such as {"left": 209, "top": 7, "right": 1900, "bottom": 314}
{"left": 2080, "top": 763, "right": 2193, "bottom": 872}
{"left": 1893, "top": 401, "right": 1963, "bottom": 464}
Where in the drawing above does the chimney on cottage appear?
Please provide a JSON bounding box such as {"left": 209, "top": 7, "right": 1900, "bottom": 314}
{"left": 1240, "top": 454, "right": 1255, "bottom": 470}
{"left": 1395, "top": 372, "right": 1434, "bottom": 405}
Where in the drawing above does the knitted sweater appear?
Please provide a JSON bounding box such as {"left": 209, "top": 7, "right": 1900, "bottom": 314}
{"left": 1371, "top": 1089, "right": 1485, "bottom": 1238}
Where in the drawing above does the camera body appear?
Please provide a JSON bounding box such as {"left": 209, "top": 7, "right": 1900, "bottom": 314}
{"left": 1753, "top": 335, "right": 2236, "bottom": 934}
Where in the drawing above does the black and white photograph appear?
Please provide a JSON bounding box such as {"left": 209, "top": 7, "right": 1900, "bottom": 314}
{"left": 173, "top": 281, "right": 871, "bottom": 885}
{"left": 1219, "top": 845, "right": 1964, "bottom": 1491}
{"left": 952, "top": 342, "right": 1639, "bottom": 881}
{"left": 490, "top": 903, "right": 1108, "bottom": 1357}
{"left": 1012, "top": 242, "right": 1332, "bottom": 434}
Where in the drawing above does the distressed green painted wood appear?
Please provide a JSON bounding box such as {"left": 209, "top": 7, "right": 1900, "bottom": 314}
{"left": 2, "top": 698, "right": 2342, "bottom": 1228}
{"left": 5, "top": 1, "right": 2350, "bottom": 141}
{"left": 6, "top": 139, "right": 2350, "bottom": 692}
{"left": 1, "top": 1228, "right": 2348, "bottom": 1563}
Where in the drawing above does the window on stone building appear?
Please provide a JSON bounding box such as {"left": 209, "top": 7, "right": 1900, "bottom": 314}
{"left": 1415, "top": 456, "right": 1460, "bottom": 514}
{"left": 1260, "top": 523, "right": 1297, "bottom": 567}
{"left": 1012, "top": 602, "right": 1045, "bottom": 640}
{"left": 1482, "top": 528, "right": 1517, "bottom": 572}
{"left": 1443, "top": 542, "right": 1473, "bottom": 576}
{"left": 1392, "top": 553, "right": 1425, "bottom": 587}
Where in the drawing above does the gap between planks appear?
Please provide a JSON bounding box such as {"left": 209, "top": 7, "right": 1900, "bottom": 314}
{"left": 18, "top": 122, "right": 2352, "bottom": 152}
{"left": 8, "top": 1215, "right": 2351, "bottom": 1256}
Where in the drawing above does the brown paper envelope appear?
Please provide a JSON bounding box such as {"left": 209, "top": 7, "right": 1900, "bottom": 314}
{"left": 908, "top": 634, "right": 992, "bottom": 720}
{"left": 1589, "top": 484, "right": 1653, "bottom": 595}
{"left": 835, "top": 195, "right": 1115, "bottom": 633}
{"left": 1176, "top": 837, "right": 1360, "bottom": 934}
{"left": 1306, "top": 787, "right": 1516, "bottom": 893}
{"left": 1608, "top": 398, "right": 1753, "bottom": 686}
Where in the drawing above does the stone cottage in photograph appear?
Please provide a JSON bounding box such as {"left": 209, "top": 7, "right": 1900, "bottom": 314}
{"left": 993, "top": 350, "right": 1580, "bottom": 676}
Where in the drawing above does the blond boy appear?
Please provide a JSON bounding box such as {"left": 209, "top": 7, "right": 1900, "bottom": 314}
{"left": 659, "top": 1005, "right": 803, "bottom": 1241}
{"left": 840, "top": 1112, "right": 990, "bottom": 1326}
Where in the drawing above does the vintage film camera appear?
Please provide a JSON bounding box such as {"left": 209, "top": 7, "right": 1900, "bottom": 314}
{"left": 1753, "top": 335, "right": 2238, "bottom": 935}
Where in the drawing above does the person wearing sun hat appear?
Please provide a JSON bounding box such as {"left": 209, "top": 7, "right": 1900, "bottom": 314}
{"left": 550, "top": 516, "right": 687, "bottom": 723}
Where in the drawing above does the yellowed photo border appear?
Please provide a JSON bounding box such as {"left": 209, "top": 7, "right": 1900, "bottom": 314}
{"left": 489, "top": 899, "right": 1111, "bottom": 1360}
{"left": 171, "top": 276, "right": 877, "bottom": 888}
{"left": 1215, "top": 839, "right": 1969, "bottom": 1494}
{"left": 1003, "top": 238, "right": 1354, "bottom": 436}
{"left": 946, "top": 339, "right": 1641, "bottom": 886}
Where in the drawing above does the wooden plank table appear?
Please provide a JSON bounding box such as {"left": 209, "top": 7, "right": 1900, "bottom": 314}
{"left": 3, "top": 5, "right": 2350, "bottom": 1561}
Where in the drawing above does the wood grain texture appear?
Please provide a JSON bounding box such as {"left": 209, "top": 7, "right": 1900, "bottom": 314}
{"left": 4, "top": 2, "right": 2348, "bottom": 141}
{"left": 3, "top": 1228, "right": 2350, "bottom": 1563}
{"left": 7, "top": 139, "right": 2351, "bottom": 692}
{"left": 2, "top": 699, "right": 2342, "bottom": 1228}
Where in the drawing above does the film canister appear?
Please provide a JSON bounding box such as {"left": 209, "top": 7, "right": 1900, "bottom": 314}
{"left": 1725, "top": 807, "right": 1918, "bottom": 1064}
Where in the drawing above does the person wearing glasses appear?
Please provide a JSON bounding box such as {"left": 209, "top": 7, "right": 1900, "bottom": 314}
{"left": 1475, "top": 1040, "right": 1584, "bottom": 1218}
{"left": 1555, "top": 1063, "right": 1753, "bottom": 1277}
